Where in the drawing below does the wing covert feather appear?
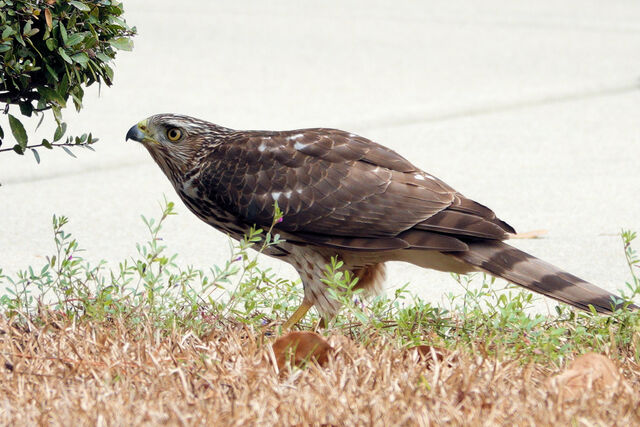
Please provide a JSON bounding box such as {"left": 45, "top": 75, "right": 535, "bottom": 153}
{"left": 197, "top": 128, "right": 513, "bottom": 247}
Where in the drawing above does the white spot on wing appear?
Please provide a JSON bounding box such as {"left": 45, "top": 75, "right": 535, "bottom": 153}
{"left": 258, "top": 143, "right": 266, "bottom": 152}
{"left": 272, "top": 191, "right": 281, "bottom": 201}
{"left": 181, "top": 180, "right": 199, "bottom": 197}
{"left": 290, "top": 134, "right": 304, "bottom": 141}
{"left": 293, "top": 141, "right": 306, "bottom": 150}
{"left": 284, "top": 191, "right": 292, "bottom": 198}
{"left": 415, "top": 173, "right": 436, "bottom": 181}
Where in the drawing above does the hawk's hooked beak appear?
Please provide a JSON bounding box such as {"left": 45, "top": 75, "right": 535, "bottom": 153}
{"left": 125, "top": 119, "right": 153, "bottom": 143}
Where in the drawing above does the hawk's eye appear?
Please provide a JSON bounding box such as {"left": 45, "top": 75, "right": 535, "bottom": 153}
{"left": 166, "top": 128, "right": 182, "bottom": 141}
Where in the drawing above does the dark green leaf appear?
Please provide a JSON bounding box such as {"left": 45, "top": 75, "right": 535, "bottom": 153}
{"left": 66, "top": 33, "right": 85, "bottom": 47}
{"left": 14, "top": 32, "right": 25, "bottom": 47}
{"left": 43, "top": 24, "right": 51, "bottom": 41}
{"left": 31, "top": 149, "right": 40, "bottom": 164}
{"left": 59, "top": 24, "right": 68, "bottom": 44}
{"left": 2, "top": 26, "right": 15, "bottom": 39}
{"left": 0, "top": 44, "right": 11, "bottom": 53}
{"left": 69, "top": 1, "right": 91, "bottom": 12}
{"left": 59, "top": 74, "right": 70, "bottom": 96}
{"left": 45, "top": 64, "right": 59, "bottom": 81}
{"left": 103, "top": 64, "right": 114, "bottom": 83}
{"left": 53, "top": 122, "right": 67, "bottom": 142}
{"left": 62, "top": 146, "right": 77, "bottom": 158}
{"left": 19, "top": 102, "right": 33, "bottom": 117}
{"left": 84, "top": 36, "right": 98, "bottom": 49}
{"left": 45, "top": 37, "right": 56, "bottom": 51}
{"left": 36, "top": 113, "right": 45, "bottom": 131}
{"left": 70, "top": 85, "right": 84, "bottom": 111}
{"left": 8, "top": 114, "right": 27, "bottom": 147}
{"left": 109, "top": 37, "right": 133, "bottom": 51}
{"left": 41, "top": 138, "right": 52, "bottom": 149}
{"left": 38, "top": 87, "right": 66, "bottom": 107}
{"left": 22, "top": 20, "right": 32, "bottom": 36}
{"left": 71, "top": 52, "right": 89, "bottom": 65}
{"left": 95, "top": 52, "right": 111, "bottom": 62}
{"left": 68, "top": 12, "right": 78, "bottom": 29}
{"left": 0, "top": 124, "right": 4, "bottom": 139}
{"left": 58, "top": 47, "right": 73, "bottom": 64}
{"left": 12, "top": 144, "right": 25, "bottom": 155}
{"left": 52, "top": 106, "right": 62, "bottom": 122}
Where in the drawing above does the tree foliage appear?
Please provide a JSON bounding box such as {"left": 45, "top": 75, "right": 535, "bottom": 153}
{"left": 0, "top": 0, "right": 135, "bottom": 160}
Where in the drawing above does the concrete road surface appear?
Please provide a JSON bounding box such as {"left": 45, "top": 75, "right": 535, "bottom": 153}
{"left": 1, "top": 1, "right": 639, "bottom": 312}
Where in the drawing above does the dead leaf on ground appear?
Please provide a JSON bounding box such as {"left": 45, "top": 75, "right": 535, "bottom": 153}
{"left": 549, "top": 352, "right": 623, "bottom": 401}
{"left": 272, "top": 331, "right": 333, "bottom": 372}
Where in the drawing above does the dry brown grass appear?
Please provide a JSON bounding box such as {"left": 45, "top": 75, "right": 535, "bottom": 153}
{"left": 1, "top": 316, "right": 639, "bottom": 426}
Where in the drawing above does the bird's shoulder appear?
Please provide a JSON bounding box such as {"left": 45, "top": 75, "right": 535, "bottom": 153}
{"left": 188, "top": 123, "right": 515, "bottom": 242}
{"left": 212, "top": 127, "right": 419, "bottom": 173}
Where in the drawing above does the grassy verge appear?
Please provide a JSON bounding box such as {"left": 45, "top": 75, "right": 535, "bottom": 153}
{"left": 0, "top": 201, "right": 638, "bottom": 425}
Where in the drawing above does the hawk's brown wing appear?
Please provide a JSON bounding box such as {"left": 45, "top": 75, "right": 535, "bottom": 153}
{"left": 198, "top": 128, "right": 513, "bottom": 251}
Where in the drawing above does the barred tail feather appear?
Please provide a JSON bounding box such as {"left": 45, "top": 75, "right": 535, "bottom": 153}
{"left": 450, "top": 241, "right": 636, "bottom": 313}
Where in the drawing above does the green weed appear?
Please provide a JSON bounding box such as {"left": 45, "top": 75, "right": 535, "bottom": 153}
{"left": 1, "top": 199, "right": 638, "bottom": 364}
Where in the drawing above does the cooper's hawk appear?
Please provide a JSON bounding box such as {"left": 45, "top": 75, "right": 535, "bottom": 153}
{"left": 126, "top": 114, "right": 635, "bottom": 327}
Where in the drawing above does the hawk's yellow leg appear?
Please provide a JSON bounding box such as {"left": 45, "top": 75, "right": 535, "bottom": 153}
{"left": 282, "top": 300, "right": 314, "bottom": 330}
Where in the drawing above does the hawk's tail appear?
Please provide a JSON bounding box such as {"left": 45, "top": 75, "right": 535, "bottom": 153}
{"left": 449, "top": 240, "right": 636, "bottom": 313}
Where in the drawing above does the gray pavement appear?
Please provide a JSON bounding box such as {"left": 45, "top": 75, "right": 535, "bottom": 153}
{"left": 1, "top": 1, "right": 640, "bottom": 311}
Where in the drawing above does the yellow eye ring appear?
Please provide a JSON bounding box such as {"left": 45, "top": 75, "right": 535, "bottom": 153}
{"left": 166, "top": 128, "right": 182, "bottom": 141}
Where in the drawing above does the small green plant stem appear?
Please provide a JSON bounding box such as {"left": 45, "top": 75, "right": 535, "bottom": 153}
{"left": 0, "top": 140, "right": 90, "bottom": 153}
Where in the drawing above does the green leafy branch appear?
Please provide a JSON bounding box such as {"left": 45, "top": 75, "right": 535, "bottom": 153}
{"left": 0, "top": 0, "right": 135, "bottom": 160}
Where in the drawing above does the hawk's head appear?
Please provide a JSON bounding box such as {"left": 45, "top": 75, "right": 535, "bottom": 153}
{"left": 126, "top": 113, "right": 230, "bottom": 180}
